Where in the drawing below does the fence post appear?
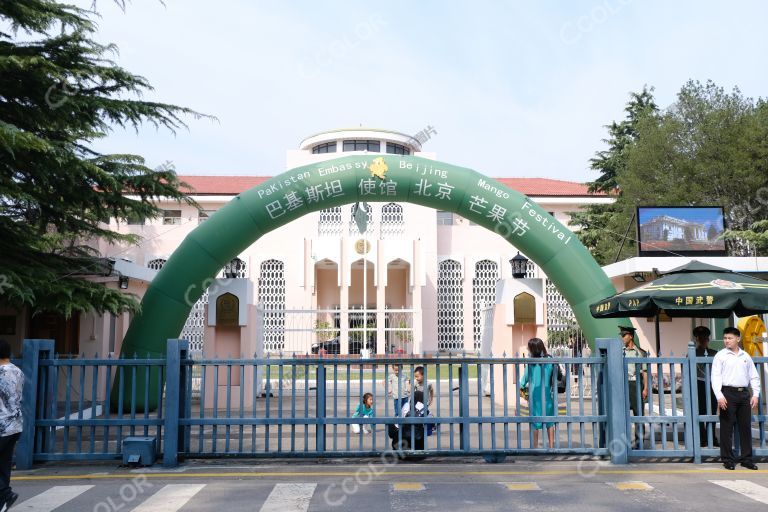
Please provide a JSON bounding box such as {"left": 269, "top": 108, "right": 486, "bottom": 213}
{"left": 163, "top": 339, "right": 188, "bottom": 467}
{"left": 686, "top": 342, "right": 701, "bottom": 463}
{"left": 316, "top": 363, "right": 326, "bottom": 453}
{"left": 459, "top": 361, "right": 470, "bottom": 452}
{"left": 17, "top": 339, "right": 55, "bottom": 470}
{"left": 597, "top": 337, "right": 628, "bottom": 464}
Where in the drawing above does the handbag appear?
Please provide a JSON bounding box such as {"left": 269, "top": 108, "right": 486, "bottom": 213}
{"left": 556, "top": 364, "right": 566, "bottom": 393}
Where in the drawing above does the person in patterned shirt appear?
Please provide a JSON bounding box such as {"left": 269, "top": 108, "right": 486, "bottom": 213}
{"left": 0, "top": 339, "right": 23, "bottom": 510}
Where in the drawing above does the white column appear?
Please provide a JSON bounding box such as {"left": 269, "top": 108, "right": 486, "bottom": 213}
{"left": 463, "top": 258, "right": 474, "bottom": 352}
{"left": 376, "top": 257, "right": 386, "bottom": 355}
{"left": 412, "top": 239, "right": 423, "bottom": 355}
{"left": 339, "top": 237, "right": 349, "bottom": 355}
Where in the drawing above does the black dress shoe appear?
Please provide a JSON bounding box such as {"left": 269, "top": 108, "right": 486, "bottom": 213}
{"left": 723, "top": 462, "right": 735, "bottom": 470}
{"left": 741, "top": 462, "right": 758, "bottom": 470}
{"left": 4, "top": 491, "right": 18, "bottom": 509}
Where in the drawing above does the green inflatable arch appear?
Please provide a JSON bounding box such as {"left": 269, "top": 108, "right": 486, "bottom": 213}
{"left": 118, "top": 155, "right": 621, "bottom": 406}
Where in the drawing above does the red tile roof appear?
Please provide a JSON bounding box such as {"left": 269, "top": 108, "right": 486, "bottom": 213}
{"left": 178, "top": 175, "right": 604, "bottom": 197}
{"left": 495, "top": 178, "right": 602, "bottom": 196}
{"left": 179, "top": 176, "right": 269, "bottom": 195}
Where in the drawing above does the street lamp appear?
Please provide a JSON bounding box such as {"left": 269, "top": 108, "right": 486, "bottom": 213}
{"left": 510, "top": 252, "right": 529, "bottom": 279}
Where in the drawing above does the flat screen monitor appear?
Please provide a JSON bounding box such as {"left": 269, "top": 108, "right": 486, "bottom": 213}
{"left": 636, "top": 206, "right": 727, "bottom": 257}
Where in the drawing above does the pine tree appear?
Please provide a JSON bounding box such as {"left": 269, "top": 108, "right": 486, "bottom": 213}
{"left": 0, "top": 1, "right": 207, "bottom": 316}
{"left": 587, "top": 87, "right": 658, "bottom": 194}
{"left": 569, "top": 87, "right": 658, "bottom": 265}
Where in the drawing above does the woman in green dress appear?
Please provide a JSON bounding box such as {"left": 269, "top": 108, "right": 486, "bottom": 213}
{"left": 519, "top": 338, "right": 556, "bottom": 448}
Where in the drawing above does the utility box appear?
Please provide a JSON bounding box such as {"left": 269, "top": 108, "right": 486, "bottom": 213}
{"left": 122, "top": 436, "right": 157, "bottom": 466}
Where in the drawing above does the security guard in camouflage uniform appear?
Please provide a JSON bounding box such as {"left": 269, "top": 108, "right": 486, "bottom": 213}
{"left": 620, "top": 326, "right": 648, "bottom": 448}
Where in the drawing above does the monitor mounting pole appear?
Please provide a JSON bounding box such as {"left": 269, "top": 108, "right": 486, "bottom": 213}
{"left": 613, "top": 211, "right": 637, "bottom": 263}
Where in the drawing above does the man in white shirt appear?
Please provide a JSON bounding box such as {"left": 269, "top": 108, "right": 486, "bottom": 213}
{"left": 710, "top": 327, "right": 761, "bottom": 470}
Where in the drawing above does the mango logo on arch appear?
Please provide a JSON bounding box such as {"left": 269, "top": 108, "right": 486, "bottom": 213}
{"left": 369, "top": 157, "right": 388, "bottom": 180}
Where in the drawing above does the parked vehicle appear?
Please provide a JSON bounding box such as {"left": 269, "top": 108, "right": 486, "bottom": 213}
{"left": 311, "top": 336, "right": 377, "bottom": 355}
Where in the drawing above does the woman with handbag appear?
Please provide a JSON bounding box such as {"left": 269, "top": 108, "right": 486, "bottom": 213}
{"left": 519, "top": 338, "right": 556, "bottom": 448}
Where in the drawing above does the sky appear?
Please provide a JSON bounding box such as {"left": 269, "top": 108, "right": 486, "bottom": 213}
{"left": 69, "top": 0, "right": 768, "bottom": 182}
{"left": 638, "top": 207, "right": 725, "bottom": 230}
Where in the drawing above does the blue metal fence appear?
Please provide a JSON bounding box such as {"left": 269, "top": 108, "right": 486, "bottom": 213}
{"left": 13, "top": 338, "right": 768, "bottom": 469}
{"left": 620, "top": 343, "right": 767, "bottom": 462}
{"left": 177, "top": 352, "right": 608, "bottom": 459}
{"left": 17, "top": 340, "right": 166, "bottom": 467}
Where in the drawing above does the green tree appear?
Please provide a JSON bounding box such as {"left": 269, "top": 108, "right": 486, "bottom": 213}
{"left": 572, "top": 80, "right": 768, "bottom": 263}
{"left": 569, "top": 87, "right": 658, "bottom": 265}
{"left": 722, "top": 220, "right": 768, "bottom": 254}
{"left": 707, "top": 224, "right": 718, "bottom": 241}
{"left": 0, "top": 1, "right": 207, "bottom": 316}
{"left": 588, "top": 86, "right": 658, "bottom": 194}
{"left": 620, "top": 80, "right": 768, "bottom": 256}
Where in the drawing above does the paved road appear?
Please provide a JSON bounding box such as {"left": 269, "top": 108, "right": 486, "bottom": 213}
{"left": 10, "top": 459, "right": 768, "bottom": 511}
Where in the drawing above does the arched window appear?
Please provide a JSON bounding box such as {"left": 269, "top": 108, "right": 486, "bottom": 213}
{"left": 472, "top": 260, "right": 499, "bottom": 351}
{"left": 318, "top": 207, "right": 342, "bottom": 237}
{"left": 258, "top": 259, "right": 286, "bottom": 352}
{"left": 147, "top": 258, "right": 166, "bottom": 271}
{"left": 180, "top": 290, "right": 208, "bottom": 356}
{"left": 216, "top": 293, "right": 239, "bottom": 326}
{"left": 546, "top": 279, "right": 585, "bottom": 353}
{"left": 514, "top": 292, "right": 536, "bottom": 324}
{"left": 380, "top": 203, "right": 404, "bottom": 238}
{"left": 437, "top": 259, "right": 464, "bottom": 352}
{"left": 349, "top": 203, "right": 373, "bottom": 236}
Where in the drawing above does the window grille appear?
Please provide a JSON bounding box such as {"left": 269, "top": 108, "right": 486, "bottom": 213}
{"left": 545, "top": 279, "right": 585, "bottom": 353}
{"left": 380, "top": 203, "right": 404, "bottom": 238}
{"left": 147, "top": 258, "right": 166, "bottom": 271}
{"left": 348, "top": 203, "right": 373, "bottom": 236}
{"left": 437, "top": 259, "right": 464, "bottom": 351}
{"left": 318, "top": 207, "right": 342, "bottom": 237}
{"left": 180, "top": 290, "right": 208, "bottom": 354}
{"left": 259, "top": 259, "right": 286, "bottom": 352}
{"left": 472, "top": 260, "right": 499, "bottom": 351}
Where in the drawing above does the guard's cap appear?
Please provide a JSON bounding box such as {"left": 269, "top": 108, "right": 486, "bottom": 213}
{"left": 618, "top": 325, "right": 636, "bottom": 335}
{"left": 692, "top": 326, "right": 711, "bottom": 337}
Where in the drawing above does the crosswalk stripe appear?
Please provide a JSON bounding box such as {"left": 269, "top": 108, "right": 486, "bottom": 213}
{"left": 259, "top": 483, "right": 317, "bottom": 512}
{"left": 393, "top": 483, "right": 425, "bottom": 491}
{"left": 132, "top": 484, "right": 206, "bottom": 512}
{"left": 611, "top": 481, "right": 653, "bottom": 491}
{"left": 15, "top": 485, "right": 93, "bottom": 512}
{"left": 710, "top": 480, "right": 768, "bottom": 505}
{"left": 502, "top": 482, "right": 540, "bottom": 491}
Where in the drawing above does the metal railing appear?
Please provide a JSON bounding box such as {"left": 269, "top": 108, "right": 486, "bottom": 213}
{"left": 257, "top": 307, "right": 416, "bottom": 355}
{"left": 17, "top": 340, "right": 166, "bottom": 466}
{"left": 178, "top": 353, "right": 607, "bottom": 459}
{"left": 14, "top": 338, "right": 768, "bottom": 469}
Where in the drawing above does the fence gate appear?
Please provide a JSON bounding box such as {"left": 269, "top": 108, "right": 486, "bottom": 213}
{"left": 623, "top": 354, "right": 694, "bottom": 458}
{"left": 14, "top": 338, "right": 768, "bottom": 468}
